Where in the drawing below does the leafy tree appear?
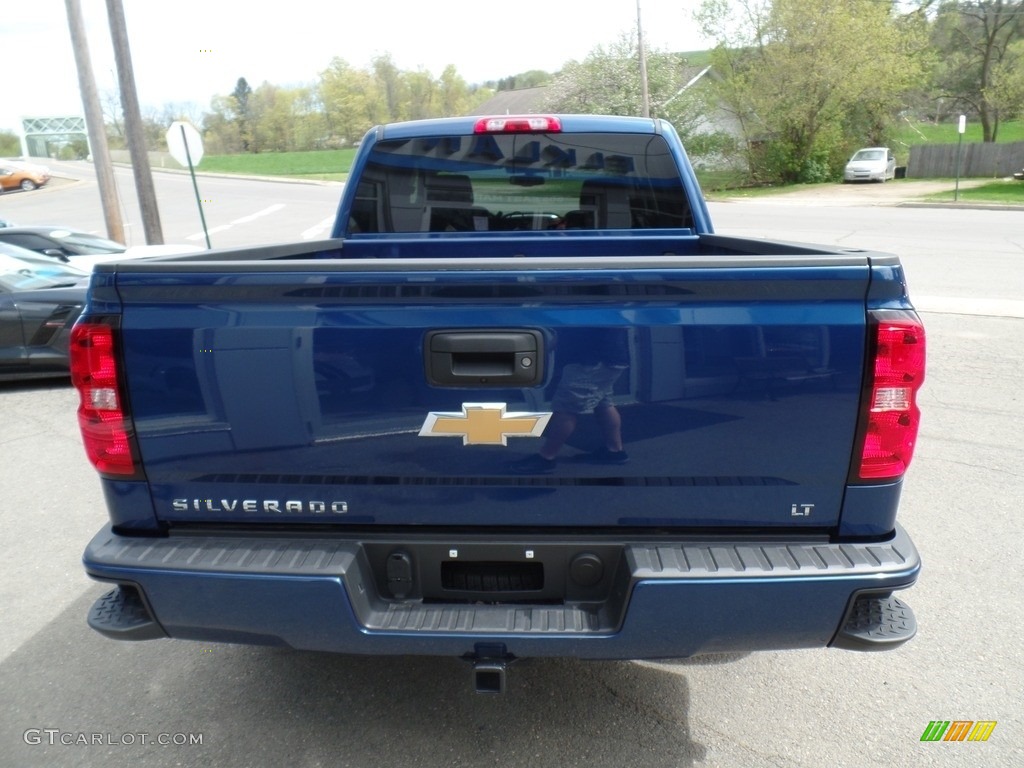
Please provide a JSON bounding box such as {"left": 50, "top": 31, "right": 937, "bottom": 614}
{"left": 289, "top": 87, "right": 330, "bottom": 151}
{"left": 439, "top": 65, "right": 474, "bottom": 115}
{"left": 232, "top": 77, "right": 254, "bottom": 151}
{"left": 372, "top": 54, "right": 407, "bottom": 123}
{"left": 319, "top": 57, "right": 489, "bottom": 146}
{"left": 929, "top": 0, "right": 1024, "bottom": 141}
{"left": 0, "top": 130, "right": 21, "bottom": 156}
{"left": 195, "top": 57, "right": 492, "bottom": 154}
{"left": 319, "top": 57, "right": 386, "bottom": 145}
{"left": 249, "top": 83, "right": 288, "bottom": 152}
{"left": 58, "top": 137, "right": 90, "bottom": 160}
{"left": 697, "top": 0, "right": 929, "bottom": 183}
{"left": 202, "top": 94, "right": 244, "bottom": 154}
{"left": 493, "top": 70, "right": 554, "bottom": 91}
{"left": 405, "top": 69, "right": 437, "bottom": 121}
{"left": 541, "top": 33, "right": 719, "bottom": 147}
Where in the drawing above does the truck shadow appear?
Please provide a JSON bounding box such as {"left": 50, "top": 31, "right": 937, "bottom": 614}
{"left": 1, "top": 591, "right": 707, "bottom": 768}
{"left": 0, "top": 376, "right": 71, "bottom": 393}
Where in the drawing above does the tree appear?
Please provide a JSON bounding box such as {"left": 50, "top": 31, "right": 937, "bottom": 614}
{"left": 405, "top": 69, "right": 437, "bottom": 121}
{"left": 541, "top": 33, "right": 718, "bottom": 147}
{"left": 195, "top": 57, "right": 490, "bottom": 154}
{"left": 437, "top": 65, "right": 489, "bottom": 117}
{"left": 319, "top": 57, "right": 488, "bottom": 147}
{"left": 929, "top": 0, "right": 1024, "bottom": 141}
{"left": 319, "top": 57, "right": 386, "bottom": 146}
{"left": 100, "top": 88, "right": 125, "bottom": 146}
{"left": 202, "top": 94, "right": 243, "bottom": 154}
{"left": 0, "top": 130, "right": 20, "bottom": 157}
{"left": 493, "top": 70, "right": 553, "bottom": 91}
{"left": 232, "top": 77, "right": 253, "bottom": 151}
{"left": 697, "top": 0, "right": 929, "bottom": 183}
{"left": 289, "top": 86, "right": 329, "bottom": 151}
{"left": 371, "top": 54, "right": 407, "bottom": 123}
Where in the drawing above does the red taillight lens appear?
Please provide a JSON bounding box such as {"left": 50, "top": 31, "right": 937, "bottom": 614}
{"left": 70, "top": 321, "right": 138, "bottom": 476}
{"left": 856, "top": 314, "right": 926, "bottom": 480}
{"left": 473, "top": 115, "right": 562, "bottom": 133}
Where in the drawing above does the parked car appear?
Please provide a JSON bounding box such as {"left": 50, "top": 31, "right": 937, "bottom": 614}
{"left": 0, "top": 243, "right": 89, "bottom": 381}
{"left": 0, "top": 241, "right": 90, "bottom": 279}
{"left": 0, "top": 163, "right": 50, "bottom": 193}
{"left": 0, "top": 227, "right": 202, "bottom": 270}
{"left": 843, "top": 147, "right": 896, "bottom": 183}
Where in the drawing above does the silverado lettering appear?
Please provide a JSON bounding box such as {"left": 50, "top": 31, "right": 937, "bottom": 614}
{"left": 71, "top": 114, "right": 924, "bottom": 695}
{"left": 171, "top": 499, "right": 349, "bottom": 514}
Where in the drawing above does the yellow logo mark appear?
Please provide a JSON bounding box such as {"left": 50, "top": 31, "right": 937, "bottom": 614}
{"left": 419, "top": 403, "right": 551, "bottom": 446}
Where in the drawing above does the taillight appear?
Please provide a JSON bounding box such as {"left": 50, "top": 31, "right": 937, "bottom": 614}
{"left": 854, "top": 311, "right": 926, "bottom": 481}
{"left": 473, "top": 115, "right": 562, "bottom": 134}
{"left": 70, "top": 320, "right": 139, "bottom": 477}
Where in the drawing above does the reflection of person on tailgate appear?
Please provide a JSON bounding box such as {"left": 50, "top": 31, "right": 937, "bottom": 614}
{"left": 510, "top": 328, "right": 629, "bottom": 474}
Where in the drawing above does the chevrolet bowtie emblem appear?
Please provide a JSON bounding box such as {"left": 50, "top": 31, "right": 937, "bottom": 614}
{"left": 419, "top": 403, "right": 552, "bottom": 446}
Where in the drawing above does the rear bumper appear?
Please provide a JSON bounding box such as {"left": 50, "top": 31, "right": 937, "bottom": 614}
{"left": 844, "top": 170, "right": 887, "bottom": 182}
{"left": 83, "top": 524, "right": 920, "bottom": 659}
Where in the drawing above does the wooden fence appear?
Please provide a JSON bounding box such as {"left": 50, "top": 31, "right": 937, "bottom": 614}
{"left": 907, "top": 141, "right": 1024, "bottom": 178}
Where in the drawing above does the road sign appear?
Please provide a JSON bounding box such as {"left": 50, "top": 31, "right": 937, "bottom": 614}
{"left": 166, "top": 121, "right": 210, "bottom": 247}
{"left": 166, "top": 121, "right": 204, "bottom": 167}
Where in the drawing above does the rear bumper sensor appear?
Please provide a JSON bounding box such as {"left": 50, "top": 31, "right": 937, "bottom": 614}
{"left": 83, "top": 524, "right": 919, "bottom": 659}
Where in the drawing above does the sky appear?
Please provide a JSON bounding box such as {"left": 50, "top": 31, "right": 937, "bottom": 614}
{"left": 1, "top": 0, "right": 712, "bottom": 136}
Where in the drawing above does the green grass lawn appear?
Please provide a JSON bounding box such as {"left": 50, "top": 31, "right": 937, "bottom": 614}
{"left": 198, "top": 149, "right": 356, "bottom": 181}
{"left": 895, "top": 119, "right": 1024, "bottom": 147}
{"left": 925, "top": 179, "right": 1024, "bottom": 204}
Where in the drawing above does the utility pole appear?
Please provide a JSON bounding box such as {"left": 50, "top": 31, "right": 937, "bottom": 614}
{"left": 64, "top": 0, "right": 125, "bottom": 244}
{"left": 637, "top": 0, "right": 651, "bottom": 119}
{"left": 106, "top": 0, "right": 163, "bottom": 244}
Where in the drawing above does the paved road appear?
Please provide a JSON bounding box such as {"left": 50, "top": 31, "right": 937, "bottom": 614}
{"left": 707, "top": 185, "right": 1024, "bottom": 312}
{"left": 0, "top": 169, "right": 1020, "bottom": 767}
{"left": 0, "top": 160, "right": 342, "bottom": 249}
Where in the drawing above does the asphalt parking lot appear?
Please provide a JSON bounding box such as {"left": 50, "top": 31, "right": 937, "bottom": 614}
{"left": 1, "top": 173, "right": 1021, "bottom": 767}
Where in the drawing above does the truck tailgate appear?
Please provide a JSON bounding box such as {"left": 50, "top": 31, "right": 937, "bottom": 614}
{"left": 112, "top": 255, "right": 870, "bottom": 531}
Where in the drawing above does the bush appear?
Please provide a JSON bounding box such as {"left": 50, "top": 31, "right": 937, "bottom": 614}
{"left": 0, "top": 130, "right": 20, "bottom": 157}
{"left": 58, "top": 138, "right": 90, "bottom": 161}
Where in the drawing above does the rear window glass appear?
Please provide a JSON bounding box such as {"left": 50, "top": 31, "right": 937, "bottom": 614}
{"left": 349, "top": 132, "right": 692, "bottom": 234}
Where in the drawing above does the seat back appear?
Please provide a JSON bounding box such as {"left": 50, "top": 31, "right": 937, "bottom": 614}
{"left": 424, "top": 174, "right": 488, "bottom": 231}
{"left": 576, "top": 179, "right": 633, "bottom": 229}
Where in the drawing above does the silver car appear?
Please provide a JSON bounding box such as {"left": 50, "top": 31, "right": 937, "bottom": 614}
{"left": 843, "top": 147, "right": 896, "bottom": 183}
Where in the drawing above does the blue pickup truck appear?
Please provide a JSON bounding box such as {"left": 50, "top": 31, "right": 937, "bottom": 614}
{"left": 72, "top": 115, "right": 924, "bottom": 693}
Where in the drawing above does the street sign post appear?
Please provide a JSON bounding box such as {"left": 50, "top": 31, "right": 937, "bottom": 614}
{"left": 955, "top": 115, "right": 966, "bottom": 202}
{"left": 166, "top": 121, "right": 211, "bottom": 248}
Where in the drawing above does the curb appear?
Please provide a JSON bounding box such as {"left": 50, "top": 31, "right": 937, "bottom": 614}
{"left": 897, "top": 201, "right": 1024, "bottom": 211}
{"left": 116, "top": 163, "right": 345, "bottom": 186}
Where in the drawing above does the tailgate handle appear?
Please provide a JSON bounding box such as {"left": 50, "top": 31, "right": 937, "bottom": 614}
{"left": 426, "top": 330, "right": 543, "bottom": 387}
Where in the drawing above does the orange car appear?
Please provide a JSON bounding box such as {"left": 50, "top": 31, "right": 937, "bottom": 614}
{"left": 0, "top": 163, "right": 50, "bottom": 193}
